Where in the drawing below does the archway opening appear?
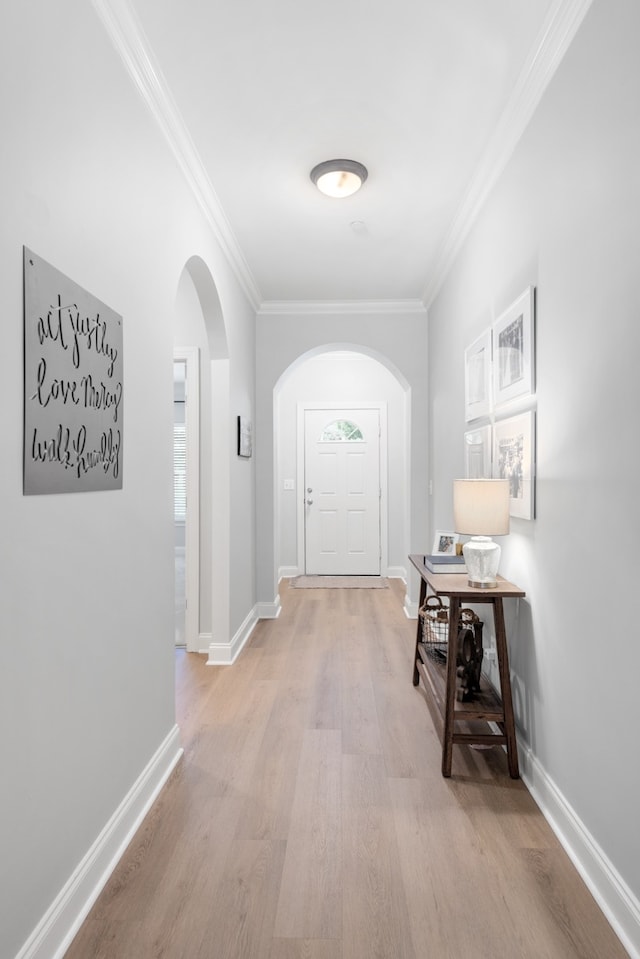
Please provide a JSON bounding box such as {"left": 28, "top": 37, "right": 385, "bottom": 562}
{"left": 274, "top": 346, "right": 411, "bottom": 582}
{"left": 174, "top": 256, "right": 229, "bottom": 655}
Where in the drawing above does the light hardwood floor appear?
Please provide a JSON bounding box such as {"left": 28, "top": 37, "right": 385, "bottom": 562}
{"left": 65, "top": 580, "right": 628, "bottom": 958}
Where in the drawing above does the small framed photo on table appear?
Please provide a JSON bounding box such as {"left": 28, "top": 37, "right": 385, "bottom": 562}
{"left": 432, "top": 530, "right": 459, "bottom": 556}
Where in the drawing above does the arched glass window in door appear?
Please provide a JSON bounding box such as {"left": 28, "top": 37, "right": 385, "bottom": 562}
{"left": 320, "top": 419, "right": 364, "bottom": 442}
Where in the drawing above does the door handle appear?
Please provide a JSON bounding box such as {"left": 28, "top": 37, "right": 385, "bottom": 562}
{"left": 306, "top": 499, "right": 313, "bottom": 506}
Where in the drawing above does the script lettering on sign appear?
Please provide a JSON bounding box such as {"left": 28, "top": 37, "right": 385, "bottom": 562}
{"left": 23, "top": 248, "right": 124, "bottom": 494}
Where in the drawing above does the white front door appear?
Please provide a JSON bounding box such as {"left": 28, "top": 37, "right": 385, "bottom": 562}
{"left": 304, "top": 408, "right": 381, "bottom": 575}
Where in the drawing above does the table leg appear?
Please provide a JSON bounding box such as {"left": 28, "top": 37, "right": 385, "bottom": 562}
{"left": 493, "top": 597, "right": 520, "bottom": 779}
{"left": 412, "top": 575, "right": 427, "bottom": 686}
{"left": 442, "top": 596, "right": 461, "bottom": 777}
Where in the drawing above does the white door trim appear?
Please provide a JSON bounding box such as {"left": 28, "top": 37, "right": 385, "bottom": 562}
{"left": 174, "top": 347, "right": 200, "bottom": 653}
{"left": 296, "top": 401, "right": 388, "bottom": 576}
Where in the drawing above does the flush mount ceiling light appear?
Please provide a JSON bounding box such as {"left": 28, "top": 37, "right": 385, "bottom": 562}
{"left": 310, "top": 159, "right": 368, "bottom": 198}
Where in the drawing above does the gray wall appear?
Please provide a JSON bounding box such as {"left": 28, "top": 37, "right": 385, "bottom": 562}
{"left": 0, "top": 2, "right": 256, "bottom": 956}
{"left": 427, "top": 0, "right": 639, "bottom": 948}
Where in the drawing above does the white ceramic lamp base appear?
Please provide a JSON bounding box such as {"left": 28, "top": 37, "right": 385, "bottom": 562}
{"left": 462, "top": 536, "right": 501, "bottom": 588}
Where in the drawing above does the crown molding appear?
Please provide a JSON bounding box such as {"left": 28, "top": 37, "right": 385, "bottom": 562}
{"left": 91, "top": 0, "right": 262, "bottom": 310}
{"left": 257, "top": 299, "right": 427, "bottom": 317}
{"left": 92, "top": 0, "right": 592, "bottom": 317}
{"left": 423, "top": 0, "right": 594, "bottom": 307}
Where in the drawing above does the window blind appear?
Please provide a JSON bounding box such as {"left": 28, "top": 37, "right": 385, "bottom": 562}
{"left": 174, "top": 423, "right": 186, "bottom": 521}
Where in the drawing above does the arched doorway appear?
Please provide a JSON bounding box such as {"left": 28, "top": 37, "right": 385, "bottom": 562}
{"left": 174, "top": 256, "right": 230, "bottom": 655}
{"left": 274, "top": 347, "right": 411, "bottom": 582}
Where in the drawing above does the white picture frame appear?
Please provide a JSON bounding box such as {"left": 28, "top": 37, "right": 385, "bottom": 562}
{"left": 464, "top": 328, "right": 492, "bottom": 421}
{"left": 464, "top": 425, "right": 492, "bottom": 478}
{"left": 432, "top": 530, "right": 459, "bottom": 555}
{"left": 492, "top": 287, "right": 535, "bottom": 408}
{"left": 493, "top": 411, "right": 535, "bottom": 520}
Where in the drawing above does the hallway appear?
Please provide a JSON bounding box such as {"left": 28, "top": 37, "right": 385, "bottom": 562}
{"left": 65, "top": 581, "right": 627, "bottom": 959}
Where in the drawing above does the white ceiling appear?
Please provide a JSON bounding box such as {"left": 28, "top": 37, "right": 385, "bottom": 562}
{"left": 108, "top": 0, "right": 587, "bottom": 309}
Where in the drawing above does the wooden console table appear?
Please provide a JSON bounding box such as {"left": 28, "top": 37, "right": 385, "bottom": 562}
{"left": 409, "top": 554, "right": 525, "bottom": 778}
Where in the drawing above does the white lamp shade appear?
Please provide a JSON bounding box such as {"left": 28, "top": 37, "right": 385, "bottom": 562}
{"left": 453, "top": 479, "right": 510, "bottom": 536}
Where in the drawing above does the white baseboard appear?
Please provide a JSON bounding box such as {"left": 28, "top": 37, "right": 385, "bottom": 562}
{"left": 203, "top": 597, "right": 281, "bottom": 666}
{"left": 278, "top": 566, "right": 299, "bottom": 581}
{"left": 256, "top": 595, "right": 282, "bottom": 620}
{"left": 385, "top": 565, "right": 407, "bottom": 580}
{"left": 16, "top": 726, "right": 183, "bottom": 959}
{"left": 520, "top": 744, "right": 640, "bottom": 959}
{"left": 404, "top": 594, "right": 419, "bottom": 619}
{"left": 206, "top": 606, "right": 260, "bottom": 665}
{"left": 198, "top": 631, "right": 212, "bottom": 655}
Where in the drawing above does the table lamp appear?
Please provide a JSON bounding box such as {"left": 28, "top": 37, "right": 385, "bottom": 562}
{"left": 453, "top": 479, "right": 510, "bottom": 588}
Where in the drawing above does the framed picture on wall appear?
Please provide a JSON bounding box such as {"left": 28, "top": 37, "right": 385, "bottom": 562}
{"left": 237, "top": 416, "right": 252, "bottom": 458}
{"left": 464, "top": 425, "right": 492, "bottom": 478}
{"left": 23, "top": 248, "right": 124, "bottom": 494}
{"left": 492, "top": 286, "right": 535, "bottom": 408}
{"left": 464, "top": 328, "right": 492, "bottom": 421}
{"left": 493, "top": 410, "right": 535, "bottom": 519}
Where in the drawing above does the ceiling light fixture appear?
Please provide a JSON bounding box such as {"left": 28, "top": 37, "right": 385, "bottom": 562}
{"left": 310, "top": 159, "right": 368, "bottom": 198}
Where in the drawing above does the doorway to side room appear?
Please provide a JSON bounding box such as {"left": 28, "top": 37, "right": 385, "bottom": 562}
{"left": 175, "top": 255, "right": 231, "bottom": 662}
{"left": 174, "top": 359, "right": 186, "bottom": 646}
{"left": 173, "top": 347, "right": 199, "bottom": 651}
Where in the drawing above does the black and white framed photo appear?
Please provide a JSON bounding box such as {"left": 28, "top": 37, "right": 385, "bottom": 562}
{"left": 237, "top": 415, "right": 252, "bottom": 458}
{"left": 492, "top": 410, "right": 535, "bottom": 519}
{"left": 432, "top": 530, "right": 459, "bottom": 555}
{"left": 492, "top": 287, "right": 535, "bottom": 408}
{"left": 464, "top": 328, "right": 492, "bottom": 421}
{"left": 464, "top": 425, "right": 492, "bottom": 478}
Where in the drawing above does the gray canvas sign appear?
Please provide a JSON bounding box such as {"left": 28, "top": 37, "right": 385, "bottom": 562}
{"left": 23, "top": 248, "right": 123, "bottom": 494}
